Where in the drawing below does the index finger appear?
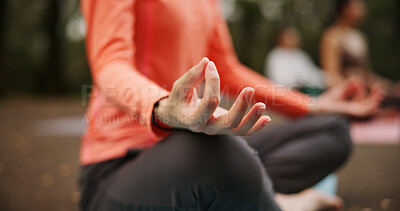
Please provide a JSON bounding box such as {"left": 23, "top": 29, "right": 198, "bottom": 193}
{"left": 195, "top": 61, "right": 220, "bottom": 125}
{"left": 171, "top": 57, "right": 209, "bottom": 100}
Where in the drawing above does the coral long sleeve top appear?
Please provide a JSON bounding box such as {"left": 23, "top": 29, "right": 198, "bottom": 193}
{"left": 80, "top": 0, "right": 311, "bottom": 165}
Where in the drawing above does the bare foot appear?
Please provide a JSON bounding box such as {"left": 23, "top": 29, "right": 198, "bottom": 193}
{"left": 275, "top": 188, "right": 343, "bottom": 211}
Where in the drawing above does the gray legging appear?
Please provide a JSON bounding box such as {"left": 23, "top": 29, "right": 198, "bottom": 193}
{"left": 80, "top": 114, "right": 352, "bottom": 211}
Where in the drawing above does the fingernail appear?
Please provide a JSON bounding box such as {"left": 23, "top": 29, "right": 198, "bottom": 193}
{"left": 245, "top": 91, "right": 252, "bottom": 102}
{"left": 200, "top": 57, "right": 209, "bottom": 66}
{"left": 207, "top": 61, "right": 216, "bottom": 72}
{"left": 198, "top": 58, "right": 208, "bottom": 70}
{"left": 257, "top": 106, "right": 265, "bottom": 115}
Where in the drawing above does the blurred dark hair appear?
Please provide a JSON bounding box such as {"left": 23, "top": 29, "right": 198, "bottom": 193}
{"left": 335, "top": 0, "right": 361, "bottom": 16}
{"left": 273, "top": 26, "right": 296, "bottom": 45}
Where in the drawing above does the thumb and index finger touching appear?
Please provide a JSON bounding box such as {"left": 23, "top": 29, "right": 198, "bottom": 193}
{"left": 170, "top": 57, "right": 222, "bottom": 125}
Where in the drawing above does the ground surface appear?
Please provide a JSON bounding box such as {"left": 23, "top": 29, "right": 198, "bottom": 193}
{"left": 0, "top": 98, "right": 398, "bottom": 211}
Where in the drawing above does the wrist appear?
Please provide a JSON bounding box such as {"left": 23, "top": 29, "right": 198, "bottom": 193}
{"left": 308, "top": 96, "right": 323, "bottom": 114}
{"left": 153, "top": 97, "right": 173, "bottom": 130}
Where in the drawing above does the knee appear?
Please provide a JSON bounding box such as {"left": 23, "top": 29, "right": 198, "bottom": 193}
{"left": 168, "top": 130, "right": 269, "bottom": 200}
{"left": 104, "top": 130, "right": 272, "bottom": 209}
{"left": 324, "top": 114, "right": 353, "bottom": 165}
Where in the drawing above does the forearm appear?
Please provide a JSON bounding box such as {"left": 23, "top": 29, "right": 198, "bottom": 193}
{"left": 97, "top": 61, "right": 169, "bottom": 124}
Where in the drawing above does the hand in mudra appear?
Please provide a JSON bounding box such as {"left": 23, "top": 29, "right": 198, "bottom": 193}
{"left": 314, "top": 76, "right": 383, "bottom": 117}
{"left": 154, "top": 58, "right": 271, "bottom": 136}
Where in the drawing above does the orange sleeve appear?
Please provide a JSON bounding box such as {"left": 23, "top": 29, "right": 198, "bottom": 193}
{"left": 207, "top": 2, "right": 311, "bottom": 117}
{"left": 81, "top": 0, "right": 170, "bottom": 136}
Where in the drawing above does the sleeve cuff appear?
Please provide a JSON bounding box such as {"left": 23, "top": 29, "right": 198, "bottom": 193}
{"left": 145, "top": 92, "right": 173, "bottom": 138}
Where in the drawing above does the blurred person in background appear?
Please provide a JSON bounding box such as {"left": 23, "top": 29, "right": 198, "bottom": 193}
{"left": 266, "top": 27, "right": 325, "bottom": 96}
{"left": 79, "top": 0, "right": 382, "bottom": 210}
{"left": 321, "top": 0, "right": 400, "bottom": 110}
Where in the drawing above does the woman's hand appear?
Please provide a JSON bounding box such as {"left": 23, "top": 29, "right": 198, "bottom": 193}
{"left": 154, "top": 58, "right": 271, "bottom": 136}
{"left": 312, "top": 77, "right": 383, "bottom": 117}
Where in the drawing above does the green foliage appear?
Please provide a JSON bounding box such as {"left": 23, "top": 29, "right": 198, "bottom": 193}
{"left": 0, "top": 0, "right": 398, "bottom": 96}
{"left": 0, "top": 0, "right": 91, "bottom": 96}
